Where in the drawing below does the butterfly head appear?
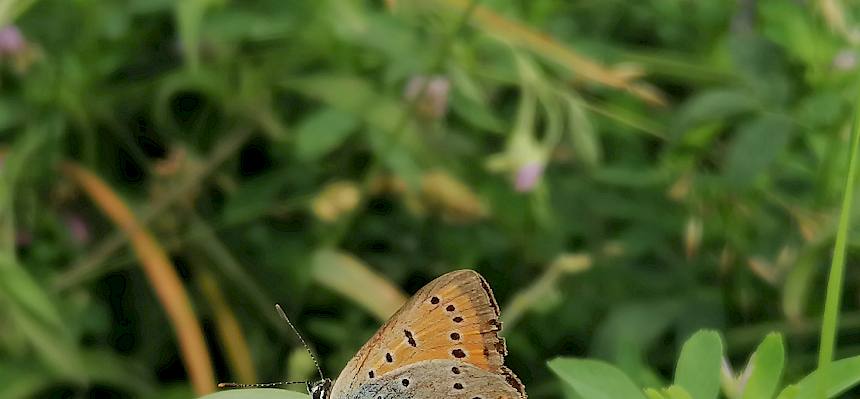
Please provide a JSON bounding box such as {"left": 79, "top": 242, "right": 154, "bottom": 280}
{"left": 308, "top": 378, "right": 332, "bottom": 399}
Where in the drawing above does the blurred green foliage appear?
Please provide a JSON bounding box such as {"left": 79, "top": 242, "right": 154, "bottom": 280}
{"left": 2, "top": 0, "right": 860, "bottom": 398}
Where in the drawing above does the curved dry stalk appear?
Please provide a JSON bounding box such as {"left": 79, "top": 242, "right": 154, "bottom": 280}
{"left": 61, "top": 162, "right": 216, "bottom": 395}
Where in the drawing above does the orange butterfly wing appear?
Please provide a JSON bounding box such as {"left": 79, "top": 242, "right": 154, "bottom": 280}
{"left": 329, "top": 270, "right": 525, "bottom": 398}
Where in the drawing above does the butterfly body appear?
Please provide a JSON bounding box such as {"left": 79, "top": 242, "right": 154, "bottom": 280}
{"left": 323, "top": 270, "right": 526, "bottom": 399}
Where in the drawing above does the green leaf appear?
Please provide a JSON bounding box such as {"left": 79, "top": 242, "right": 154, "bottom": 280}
{"left": 0, "top": 363, "right": 52, "bottom": 399}
{"left": 775, "top": 385, "right": 798, "bottom": 399}
{"left": 175, "top": 0, "right": 224, "bottom": 70}
{"left": 80, "top": 350, "right": 154, "bottom": 395}
{"left": 723, "top": 114, "right": 795, "bottom": 188}
{"left": 564, "top": 94, "right": 601, "bottom": 168}
{"left": 6, "top": 299, "right": 86, "bottom": 383}
{"left": 221, "top": 168, "right": 292, "bottom": 225}
{"left": 645, "top": 388, "right": 669, "bottom": 399}
{"left": 674, "top": 330, "right": 723, "bottom": 399}
{"left": 295, "top": 108, "right": 359, "bottom": 161}
{"left": 776, "top": 355, "right": 860, "bottom": 399}
{"left": 592, "top": 300, "right": 684, "bottom": 387}
{"left": 549, "top": 358, "right": 648, "bottom": 399}
{"left": 199, "top": 388, "right": 308, "bottom": 399}
{"left": 742, "top": 333, "right": 785, "bottom": 399}
{"left": 674, "top": 89, "right": 759, "bottom": 136}
{"left": 0, "top": 254, "right": 64, "bottom": 330}
{"left": 664, "top": 386, "right": 694, "bottom": 399}
{"left": 284, "top": 75, "right": 378, "bottom": 115}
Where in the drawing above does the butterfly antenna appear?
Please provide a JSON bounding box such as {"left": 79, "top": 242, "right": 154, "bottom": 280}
{"left": 275, "top": 304, "right": 326, "bottom": 381}
{"left": 218, "top": 381, "right": 307, "bottom": 389}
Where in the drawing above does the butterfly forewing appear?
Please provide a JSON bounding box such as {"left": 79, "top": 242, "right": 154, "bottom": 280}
{"left": 329, "top": 270, "right": 525, "bottom": 399}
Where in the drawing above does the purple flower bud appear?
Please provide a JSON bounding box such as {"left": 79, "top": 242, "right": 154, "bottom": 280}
{"left": 404, "top": 75, "right": 451, "bottom": 119}
{"left": 64, "top": 214, "right": 90, "bottom": 244}
{"left": 514, "top": 162, "right": 544, "bottom": 192}
{"left": 0, "top": 26, "right": 25, "bottom": 56}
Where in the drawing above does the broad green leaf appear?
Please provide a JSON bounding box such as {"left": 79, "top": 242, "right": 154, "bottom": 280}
{"left": 0, "top": 363, "right": 52, "bottom": 399}
{"left": 295, "top": 108, "right": 359, "bottom": 161}
{"left": 776, "top": 355, "right": 860, "bottom": 398}
{"left": 759, "top": 0, "right": 836, "bottom": 72}
{"left": 548, "top": 358, "right": 648, "bottom": 399}
{"left": 644, "top": 386, "right": 695, "bottom": 399}
{"left": 199, "top": 388, "right": 308, "bottom": 399}
{"left": 593, "top": 300, "right": 683, "bottom": 387}
{"left": 221, "top": 168, "right": 293, "bottom": 225}
{"left": 284, "top": 75, "right": 377, "bottom": 115}
{"left": 311, "top": 249, "right": 407, "bottom": 321}
{"left": 7, "top": 300, "right": 86, "bottom": 383}
{"left": 0, "top": 254, "right": 64, "bottom": 330}
{"left": 674, "top": 89, "right": 759, "bottom": 136}
{"left": 723, "top": 115, "right": 795, "bottom": 188}
{"left": 664, "top": 386, "right": 694, "bottom": 399}
{"left": 742, "top": 333, "right": 785, "bottom": 399}
{"left": 775, "top": 385, "right": 798, "bottom": 399}
{"left": 645, "top": 388, "right": 669, "bottom": 399}
{"left": 674, "top": 330, "right": 723, "bottom": 399}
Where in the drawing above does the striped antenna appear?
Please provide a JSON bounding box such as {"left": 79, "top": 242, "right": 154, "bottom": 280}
{"left": 275, "top": 304, "right": 326, "bottom": 381}
{"left": 218, "top": 381, "right": 307, "bottom": 389}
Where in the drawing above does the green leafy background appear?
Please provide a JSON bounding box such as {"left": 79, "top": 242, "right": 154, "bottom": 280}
{"left": 2, "top": 0, "right": 860, "bottom": 398}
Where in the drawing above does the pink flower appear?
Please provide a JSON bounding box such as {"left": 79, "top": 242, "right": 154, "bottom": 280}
{"left": 514, "top": 162, "right": 544, "bottom": 192}
{"left": 404, "top": 75, "right": 451, "bottom": 119}
{"left": 64, "top": 214, "right": 90, "bottom": 244}
{"left": 0, "top": 26, "right": 25, "bottom": 56}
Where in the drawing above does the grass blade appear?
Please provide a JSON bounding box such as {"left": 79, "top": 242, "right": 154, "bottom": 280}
{"left": 817, "top": 92, "right": 860, "bottom": 396}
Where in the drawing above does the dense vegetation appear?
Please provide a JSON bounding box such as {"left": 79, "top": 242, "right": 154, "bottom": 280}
{"left": 2, "top": 1, "right": 860, "bottom": 398}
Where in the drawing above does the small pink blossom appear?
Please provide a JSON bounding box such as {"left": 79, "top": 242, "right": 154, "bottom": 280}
{"left": 514, "top": 162, "right": 544, "bottom": 192}
{"left": 404, "top": 75, "right": 451, "bottom": 119}
{"left": 64, "top": 214, "right": 90, "bottom": 244}
{"left": 0, "top": 26, "right": 25, "bottom": 56}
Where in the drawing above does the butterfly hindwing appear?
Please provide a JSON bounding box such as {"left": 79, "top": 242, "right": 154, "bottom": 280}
{"left": 336, "top": 360, "right": 523, "bottom": 399}
{"left": 329, "top": 270, "right": 525, "bottom": 398}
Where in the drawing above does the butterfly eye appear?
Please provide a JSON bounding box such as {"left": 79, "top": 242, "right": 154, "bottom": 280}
{"left": 450, "top": 332, "right": 460, "bottom": 341}
{"left": 430, "top": 296, "right": 440, "bottom": 304}
{"left": 401, "top": 379, "right": 410, "bottom": 387}
{"left": 453, "top": 383, "right": 464, "bottom": 390}
{"left": 446, "top": 304, "right": 456, "bottom": 312}
{"left": 368, "top": 370, "right": 374, "bottom": 378}
{"left": 385, "top": 353, "right": 394, "bottom": 363}
{"left": 452, "top": 348, "right": 466, "bottom": 358}
{"left": 452, "top": 316, "right": 464, "bottom": 323}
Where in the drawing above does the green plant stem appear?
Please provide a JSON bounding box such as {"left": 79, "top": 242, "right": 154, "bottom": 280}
{"left": 817, "top": 93, "right": 860, "bottom": 397}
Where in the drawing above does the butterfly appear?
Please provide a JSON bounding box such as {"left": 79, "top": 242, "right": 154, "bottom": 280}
{"left": 222, "top": 269, "right": 526, "bottom": 399}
